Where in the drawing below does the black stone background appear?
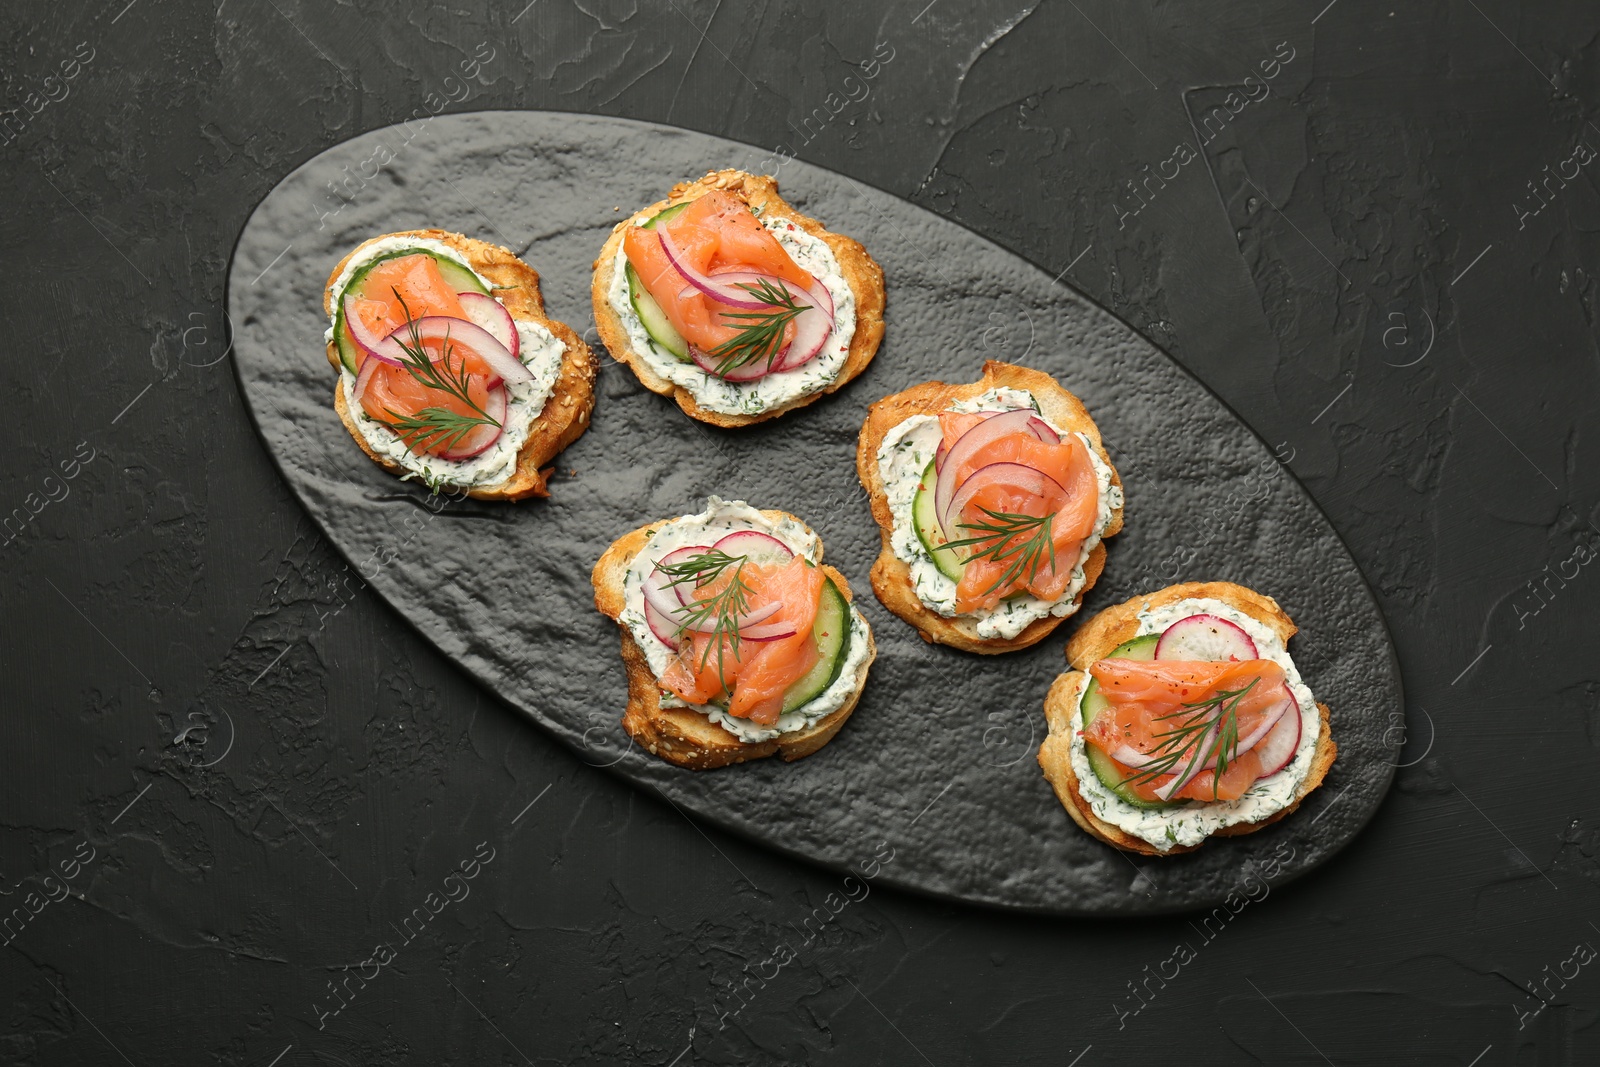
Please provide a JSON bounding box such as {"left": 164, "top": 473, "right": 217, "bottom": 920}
{"left": 2, "top": 0, "right": 1597, "bottom": 1063}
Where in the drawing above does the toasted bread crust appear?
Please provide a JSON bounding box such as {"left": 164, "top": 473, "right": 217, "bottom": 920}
{"left": 1037, "top": 581, "right": 1338, "bottom": 856}
{"left": 591, "top": 511, "right": 876, "bottom": 769}
{"left": 324, "top": 229, "right": 598, "bottom": 501}
{"left": 853, "top": 361, "right": 1124, "bottom": 654}
{"left": 590, "top": 169, "right": 886, "bottom": 428}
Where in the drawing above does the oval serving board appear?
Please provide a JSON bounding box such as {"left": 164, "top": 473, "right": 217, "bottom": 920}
{"left": 228, "top": 111, "right": 1400, "bottom": 915}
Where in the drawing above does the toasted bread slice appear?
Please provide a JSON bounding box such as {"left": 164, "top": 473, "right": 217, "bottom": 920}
{"left": 591, "top": 511, "right": 876, "bottom": 769}
{"left": 591, "top": 168, "right": 885, "bottom": 428}
{"left": 324, "top": 229, "right": 597, "bottom": 501}
{"left": 854, "top": 360, "right": 1124, "bottom": 654}
{"left": 1038, "top": 581, "right": 1337, "bottom": 856}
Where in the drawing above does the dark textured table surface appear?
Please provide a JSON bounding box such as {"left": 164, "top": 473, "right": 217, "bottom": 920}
{"left": 3, "top": 1, "right": 1597, "bottom": 1064}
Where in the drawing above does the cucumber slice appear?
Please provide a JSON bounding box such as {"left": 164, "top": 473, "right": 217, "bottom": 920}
{"left": 782, "top": 577, "right": 852, "bottom": 713}
{"left": 912, "top": 459, "right": 964, "bottom": 581}
{"left": 331, "top": 248, "right": 490, "bottom": 374}
{"left": 433, "top": 257, "right": 491, "bottom": 298}
{"left": 626, "top": 263, "right": 689, "bottom": 361}
{"left": 623, "top": 203, "right": 692, "bottom": 361}
{"left": 641, "top": 203, "right": 690, "bottom": 230}
{"left": 1079, "top": 634, "right": 1184, "bottom": 811}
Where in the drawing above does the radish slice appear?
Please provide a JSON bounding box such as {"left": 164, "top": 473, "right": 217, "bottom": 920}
{"left": 1233, "top": 685, "right": 1295, "bottom": 757}
{"left": 934, "top": 409, "right": 1059, "bottom": 535}
{"left": 771, "top": 276, "right": 834, "bottom": 372}
{"left": 384, "top": 315, "right": 533, "bottom": 388}
{"left": 643, "top": 595, "right": 680, "bottom": 646}
{"left": 712, "top": 530, "right": 795, "bottom": 566}
{"left": 437, "top": 383, "right": 507, "bottom": 460}
{"left": 1252, "top": 690, "right": 1302, "bottom": 776}
{"left": 1155, "top": 614, "right": 1259, "bottom": 662}
{"left": 456, "top": 292, "right": 519, "bottom": 359}
{"left": 690, "top": 343, "right": 772, "bottom": 382}
{"left": 942, "top": 461, "right": 1067, "bottom": 543}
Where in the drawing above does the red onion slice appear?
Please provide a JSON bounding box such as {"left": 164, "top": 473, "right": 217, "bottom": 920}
{"left": 934, "top": 409, "right": 1060, "bottom": 537}
{"left": 652, "top": 546, "right": 713, "bottom": 609}
{"left": 1252, "top": 691, "right": 1302, "bottom": 777}
{"left": 934, "top": 411, "right": 1061, "bottom": 473}
{"left": 690, "top": 270, "right": 831, "bottom": 372}
{"left": 739, "top": 619, "right": 799, "bottom": 641}
{"left": 648, "top": 543, "right": 786, "bottom": 634}
{"left": 658, "top": 228, "right": 772, "bottom": 309}
{"left": 660, "top": 597, "right": 783, "bottom": 636}
{"left": 1153, "top": 727, "right": 1218, "bottom": 801}
{"left": 732, "top": 601, "right": 782, "bottom": 629}
{"left": 701, "top": 270, "right": 832, "bottom": 375}
{"left": 436, "top": 383, "right": 507, "bottom": 460}
{"left": 1025, "top": 415, "right": 1060, "bottom": 444}
{"left": 383, "top": 315, "right": 532, "bottom": 388}
{"left": 642, "top": 576, "right": 683, "bottom": 623}
{"left": 644, "top": 594, "right": 791, "bottom": 647}
{"left": 1111, "top": 745, "right": 1172, "bottom": 771}
{"left": 941, "top": 461, "right": 1067, "bottom": 545}
{"left": 679, "top": 271, "right": 826, "bottom": 382}
{"left": 352, "top": 351, "right": 382, "bottom": 405}
{"left": 343, "top": 294, "right": 407, "bottom": 367}
{"left": 456, "top": 292, "right": 519, "bottom": 359}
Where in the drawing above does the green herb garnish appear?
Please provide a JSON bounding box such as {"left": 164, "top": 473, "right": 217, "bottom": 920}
{"left": 377, "top": 289, "right": 501, "bottom": 456}
{"left": 706, "top": 278, "right": 811, "bottom": 378}
{"left": 657, "top": 548, "right": 752, "bottom": 693}
{"left": 934, "top": 507, "right": 1056, "bottom": 597}
{"left": 1119, "top": 676, "right": 1258, "bottom": 800}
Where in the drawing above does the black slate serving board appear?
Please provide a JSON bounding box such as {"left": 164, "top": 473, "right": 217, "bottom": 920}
{"left": 227, "top": 111, "right": 1399, "bottom": 915}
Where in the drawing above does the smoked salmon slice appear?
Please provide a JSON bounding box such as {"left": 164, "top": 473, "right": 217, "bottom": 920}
{"left": 937, "top": 413, "right": 1100, "bottom": 612}
{"left": 347, "top": 254, "right": 468, "bottom": 337}
{"left": 349, "top": 255, "right": 499, "bottom": 457}
{"left": 659, "top": 555, "right": 824, "bottom": 725}
{"left": 1084, "top": 659, "right": 1288, "bottom": 802}
{"left": 622, "top": 191, "right": 816, "bottom": 357}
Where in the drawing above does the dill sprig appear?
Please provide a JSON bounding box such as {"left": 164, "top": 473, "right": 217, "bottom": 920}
{"left": 706, "top": 278, "right": 811, "bottom": 378}
{"left": 1118, "top": 676, "right": 1258, "bottom": 800}
{"left": 934, "top": 507, "right": 1056, "bottom": 597}
{"left": 377, "top": 289, "right": 500, "bottom": 455}
{"left": 657, "top": 548, "right": 752, "bottom": 694}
